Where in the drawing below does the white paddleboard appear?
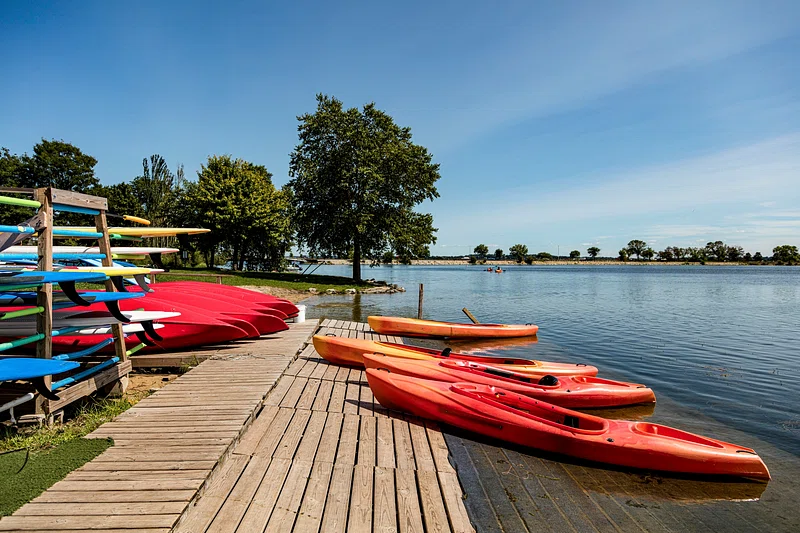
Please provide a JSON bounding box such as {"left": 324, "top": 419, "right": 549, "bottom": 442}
{"left": 76, "top": 323, "right": 165, "bottom": 335}
{"left": 0, "top": 311, "right": 180, "bottom": 335}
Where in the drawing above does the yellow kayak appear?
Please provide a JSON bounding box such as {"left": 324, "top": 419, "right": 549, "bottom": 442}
{"left": 54, "top": 227, "right": 210, "bottom": 238}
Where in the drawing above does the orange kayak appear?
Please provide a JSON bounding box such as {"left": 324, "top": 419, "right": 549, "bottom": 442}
{"left": 362, "top": 352, "right": 654, "bottom": 408}
{"left": 366, "top": 369, "right": 770, "bottom": 480}
{"left": 312, "top": 335, "right": 597, "bottom": 376}
{"left": 368, "top": 316, "right": 538, "bottom": 338}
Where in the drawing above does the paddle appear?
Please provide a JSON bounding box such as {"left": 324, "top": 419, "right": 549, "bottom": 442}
{"left": 462, "top": 307, "right": 479, "bottom": 324}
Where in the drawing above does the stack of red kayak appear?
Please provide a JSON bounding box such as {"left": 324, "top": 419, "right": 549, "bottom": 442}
{"left": 51, "top": 281, "right": 299, "bottom": 352}
{"left": 314, "top": 323, "right": 771, "bottom": 481}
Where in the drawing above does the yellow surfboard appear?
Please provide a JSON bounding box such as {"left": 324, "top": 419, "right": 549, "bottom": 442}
{"left": 54, "top": 227, "right": 210, "bottom": 238}
{"left": 69, "top": 267, "right": 153, "bottom": 276}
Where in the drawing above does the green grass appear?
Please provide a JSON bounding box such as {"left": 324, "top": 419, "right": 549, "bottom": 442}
{"left": 0, "top": 397, "right": 136, "bottom": 516}
{"left": 153, "top": 268, "right": 371, "bottom": 292}
{"left": 0, "top": 397, "right": 134, "bottom": 454}
{"left": 0, "top": 438, "right": 112, "bottom": 516}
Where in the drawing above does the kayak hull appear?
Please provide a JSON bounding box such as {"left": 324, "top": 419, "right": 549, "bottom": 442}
{"left": 149, "top": 282, "right": 299, "bottom": 317}
{"left": 312, "top": 335, "right": 598, "bottom": 377}
{"left": 362, "top": 352, "right": 655, "bottom": 408}
{"left": 138, "top": 291, "right": 289, "bottom": 335}
{"left": 368, "top": 316, "right": 539, "bottom": 339}
{"left": 366, "top": 370, "right": 770, "bottom": 480}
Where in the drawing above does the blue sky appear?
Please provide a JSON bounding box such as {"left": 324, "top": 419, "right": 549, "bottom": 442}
{"left": 2, "top": 0, "right": 799, "bottom": 256}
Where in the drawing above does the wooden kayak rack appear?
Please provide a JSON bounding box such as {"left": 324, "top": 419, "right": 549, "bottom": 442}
{"left": 0, "top": 187, "right": 131, "bottom": 421}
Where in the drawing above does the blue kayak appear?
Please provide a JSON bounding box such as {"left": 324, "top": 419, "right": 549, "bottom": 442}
{"left": 0, "top": 271, "right": 107, "bottom": 285}
{"left": 0, "top": 357, "right": 80, "bottom": 381}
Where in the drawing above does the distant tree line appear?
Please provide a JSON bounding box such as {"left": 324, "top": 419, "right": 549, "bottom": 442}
{"left": 464, "top": 240, "right": 799, "bottom": 265}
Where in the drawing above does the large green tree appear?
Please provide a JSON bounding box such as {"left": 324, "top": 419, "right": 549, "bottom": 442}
{"left": 474, "top": 244, "right": 489, "bottom": 259}
{"left": 132, "top": 155, "right": 177, "bottom": 227}
{"left": 18, "top": 139, "right": 100, "bottom": 191}
{"left": 288, "top": 94, "right": 440, "bottom": 281}
{"left": 705, "top": 241, "right": 727, "bottom": 261}
{"left": 188, "top": 155, "right": 291, "bottom": 270}
{"left": 509, "top": 244, "right": 528, "bottom": 263}
{"left": 587, "top": 246, "right": 600, "bottom": 259}
{"left": 1, "top": 140, "right": 100, "bottom": 225}
{"left": 772, "top": 245, "right": 799, "bottom": 264}
{"left": 626, "top": 239, "right": 647, "bottom": 260}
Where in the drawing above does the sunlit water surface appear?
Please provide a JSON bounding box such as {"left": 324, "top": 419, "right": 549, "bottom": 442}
{"left": 303, "top": 264, "right": 800, "bottom": 457}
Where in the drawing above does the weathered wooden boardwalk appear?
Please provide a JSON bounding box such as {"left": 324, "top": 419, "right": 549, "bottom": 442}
{"left": 0, "top": 321, "right": 318, "bottom": 533}
{"left": 172, "top": 319, "right": 473, "bottom": 532}
{"left": 7, "top": 316, "right": 786, "bottom": 533}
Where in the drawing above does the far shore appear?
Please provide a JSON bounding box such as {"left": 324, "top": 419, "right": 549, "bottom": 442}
{"left": 309, "top": 258, "right": 770, "bottom": 267}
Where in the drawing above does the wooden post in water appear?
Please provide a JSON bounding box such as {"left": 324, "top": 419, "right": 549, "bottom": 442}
{"left": 417, "top": 283, "right": 424, "bottom": 319}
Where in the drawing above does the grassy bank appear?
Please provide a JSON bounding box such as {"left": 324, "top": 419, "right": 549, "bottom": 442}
{"left": 0, "top": 438, "right": 111, "bottom": 516}
{"left": 152, "top": 268, "right": 371, "bottom": 292}
{"left": 0, "top": 396, "right": 137, "bottom": 516}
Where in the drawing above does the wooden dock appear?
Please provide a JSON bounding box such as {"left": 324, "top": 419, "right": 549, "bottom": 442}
{"left": 7, "top": 317, "right": 788, "bottom": 532}
{"left": 0, "top": 321, "right": 318, "bottom": 533}
{"left": 0, "top": 319, "right": 474, "bottom": 532}
{"left": 172, "top": 319, "right": 473, "bottom": 532}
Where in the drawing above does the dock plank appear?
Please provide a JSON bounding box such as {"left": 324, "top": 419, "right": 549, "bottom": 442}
{"left": 347, "top": 465, "right": 374, "bottom": 533}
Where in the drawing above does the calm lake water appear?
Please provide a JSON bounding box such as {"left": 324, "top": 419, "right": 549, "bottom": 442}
{"left": 304, "top": 264, "right": 800, "bottom": 458}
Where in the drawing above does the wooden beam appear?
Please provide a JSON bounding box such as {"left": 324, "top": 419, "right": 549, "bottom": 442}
{"left": 34, "top": 188, "right": 53, "bottom": 415}
{"left": 0, "top": 186, "right": 35, "bottom": 195}
{"left": 46, "top": 360, "right": 132, "bottom": 412}
{"left": 50, "top": 188, "right": 108, "bottom": 210}
{"left": 94, "top": 209, "right": 128, "bottom": 363}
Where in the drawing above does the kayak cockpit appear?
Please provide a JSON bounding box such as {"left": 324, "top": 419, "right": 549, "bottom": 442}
{"left": 632, "top": 422, "right": 727, "bottom": 448}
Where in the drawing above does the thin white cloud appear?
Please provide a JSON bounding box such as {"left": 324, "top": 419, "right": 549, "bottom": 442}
{"left": 448, "top": 134, "right": 800, "bottom": 228}
{"left": 422, "top": 1, "right": 800, "bottom": 148}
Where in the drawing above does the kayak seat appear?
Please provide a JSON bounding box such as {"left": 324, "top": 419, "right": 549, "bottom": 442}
{"left": 563, "top": 415, "right": 580, "bottom": 429}
{"left": 441, "top": 348, "right": 451, "bottom": 357}
{"left": 537, "top": 375, "right": 559, "bottom": 386}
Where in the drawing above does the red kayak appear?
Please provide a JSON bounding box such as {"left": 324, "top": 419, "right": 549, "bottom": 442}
{"left": 137, "top": 291, "right": 288, "bottom": 335}
{"left": 151, "top": 281, "right": 299, "bottom": 317}
{"left": 312, "top": 335, "right": 598, "bottom": 377}
{"left": 362, "top": 352, "right": 655, "bottom": 408}
{"left": 366, "top": 369, "right": 770, "bottom": 480}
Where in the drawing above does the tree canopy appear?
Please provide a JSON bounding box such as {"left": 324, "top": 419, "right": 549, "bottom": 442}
{"left": 1, "top": 140, "right": 101, "bottom": 225}
{"left": 494, "top": 248, "right": 503, "bottom": 260}
{"left": 569, "top": 250, "right": 580, "bottom": 259}
{"left": 288, "top": 94, "right": 440, "bottom": 280}
{"left": 773, "top": 245, "right": 799, "bottom": 264}
{"left": 474, "top": 244, "right": 488, "bottom": 259}
{"left": 188, "top": 155, "right": 291, "bottom": 270}
{"left": 626, "top": 240, "right": 647, "bottom": 260}
{"left": 509, "top": 244, "right": 528, "bottom": 263}
{"left": 587, "top": 246, "right": 600, "bottom": 259}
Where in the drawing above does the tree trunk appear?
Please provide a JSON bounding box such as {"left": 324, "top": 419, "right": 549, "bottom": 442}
{"left": 353, "top": 238, "right": 362, "bottom": 282}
